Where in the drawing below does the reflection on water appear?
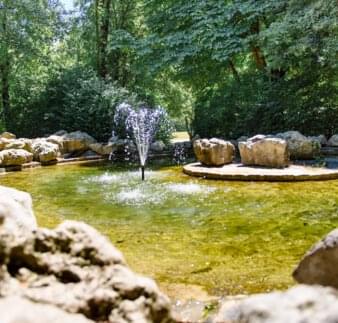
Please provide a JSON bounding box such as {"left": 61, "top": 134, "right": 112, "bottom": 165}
{"left": 1, "top": 162, "right": 338, "bottom": 297}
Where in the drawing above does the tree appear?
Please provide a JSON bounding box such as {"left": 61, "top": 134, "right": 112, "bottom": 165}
{"left": 0, "top": 0, "right": 62, "bottom": 130}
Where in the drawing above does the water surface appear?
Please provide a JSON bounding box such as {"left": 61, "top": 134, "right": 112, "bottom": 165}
{"left": 1, "top": 162, "right": 338, "bottom": 297}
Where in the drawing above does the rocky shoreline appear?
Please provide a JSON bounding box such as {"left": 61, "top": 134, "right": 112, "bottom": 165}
{"left": 2, "top": 185, "right": 338, "bottom": 322}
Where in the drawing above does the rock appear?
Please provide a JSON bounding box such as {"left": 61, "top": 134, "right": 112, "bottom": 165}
{"left": 193, "top": 138, "right": 235, "bottom": 166}
{"left": 32, "top": 140, "right": 59, "bottom": 163}
{"left": 239, "top": 135, "right": 289, "bottom": 168}
{"left": 309, "top": 135, "right": 327, "bottom": 146}
{"left": 293, "top": 228, "right": 338, "bottom": 288}
{"left": 0, "top": 132, "right": 16, "bottom": 139}
{"left": 89, "top": 143, "right": 115, "bottom": 156}
{"left": 237, "top": 136, "right": 248, "bottom": 143}
{"left": 276, "top": 131, "right": 320, "bottom": 160}
{"left": 0, "top": 215, "right": 174, "bottom": 323}
{"left": 0, "top": 296, "right": 94, "bottom": 323}
{"left": 6, "top": 138, "right": 32, "bottom": 152}
{"left": 212, "top": 285, "right": 338, "bottom": 323}
{"left": 0, "top": 149, "right": 33, "bottom": 166}
{"left": 151, "top": 140, "right": 166, "bottom": 153}
{"left": 328, "top": 135, "right": 338, "bottom": 147}
{"left": 62, "top": 131, "right": 97, "bottom": 153}
{"left": 0, "top": 138, "right": 33, "bottom": 152}
{"left": 47, "top": 135, "right": 65, "bottom": 152}
{"left": 0, "top": 185, "right": 37, "bottom": 230}
{"left": 53, "top": 130, "right": 68, "bottom": 136}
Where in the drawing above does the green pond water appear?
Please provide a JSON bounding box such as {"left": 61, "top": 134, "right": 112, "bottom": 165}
{"left": 1, "top": 162, "right": 338, "bottom": 298}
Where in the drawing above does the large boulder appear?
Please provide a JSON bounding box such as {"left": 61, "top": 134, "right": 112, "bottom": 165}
{"left": 309, "top": 135, "right": 327, "bottom": 147}
{"left": 328, "top": 135, "right": 338, "bottom": 147}
{"left": 0, "top": 297, "right": 93, "bottom": 323}
{"left": 239, "top": 135, "right": 289, "bottom": 168}
{"left": 0, "top": 149, "right": 33, "bottom": 166}
{"left": 0, "top": 214, "right": 174, "bottom": 323}
{"left": 276, "top": 131, "right": 320, "bottom": 160}
{"left": 293, "top": 228, "right": 338, "bottom": 288}
{"left": 46, "top": 135, "right": 65, "bottom": 152}
{"left": 212, "top": 285, "right": 338, "bottom": 323}
{"left": 0, "top": 132, "right": 16, "bottom": 140}
{"left": 89, "top": 143, "right": 115, "bottom": 156}
{"left": 193, "top": 138, "right": 235, "bottom": 166}
{"left": 32, "top": 140, "right": 59, "bottom": 163}
{"left": 62, "top": 131, "right": 97, "bottom": 153}
{"left": 0, "top": 138, "right": 32, "bottom": 152}
{"left": 0, "top": 186, "right": 37, "bottom": 230}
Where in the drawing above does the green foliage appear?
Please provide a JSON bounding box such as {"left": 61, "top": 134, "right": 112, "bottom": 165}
{"left": 11, "top": 67, "right": 140, "bottom": 141}
{"left": 1, "top": 0, "right": 337, "bottom": 141}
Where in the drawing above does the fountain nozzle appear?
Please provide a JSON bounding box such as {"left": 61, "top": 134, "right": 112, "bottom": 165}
{"left": 141, "top": 166, "right": 145, "bottom": 181}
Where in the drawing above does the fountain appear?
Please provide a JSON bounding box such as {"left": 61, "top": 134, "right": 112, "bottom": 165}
{"left": 113, "top": 103, "right": 166, "bottom": 180}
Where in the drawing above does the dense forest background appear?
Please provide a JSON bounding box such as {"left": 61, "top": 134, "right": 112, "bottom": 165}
{"left": 0, "top": 0, "right": 337, "bottom": 141}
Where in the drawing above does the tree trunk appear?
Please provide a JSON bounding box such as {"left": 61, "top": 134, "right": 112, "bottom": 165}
{"left": 250, "top": 20, "right": 267, "bottom": 69}
{"left": 97, "top": 0, "right": 111, "bottom": 79}
{"left": 0, "top": 4, "right": 10, "bottom": 129}
{"left": 0, "top": 62, "right": 10, "bottom": 129}
{"left": 229, "top": 59, "right": 240, "bottom": 83}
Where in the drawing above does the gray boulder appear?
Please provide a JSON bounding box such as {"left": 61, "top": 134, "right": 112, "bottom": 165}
{"left": 0, "top": 214, "right": 174, "bottom": 323}
{"left": 328, "top": 135, "right": 338, "bottom": 147}
{"left": 62, "top": 131, "right": 97, "bottom": 153}
{"left": 212, "top": 285, "right": 338, "bottom": 323}
{"left": 193, "top": 138, "right": 235, "bottom": 166}
{"left": 53, "top": 130, "right": 68, "bottom": 136}
{"left": 0, "top": 185, "right": 37, "bottom": 230}
{"left": 293, "top": 228, "right": 338, "bottom": 288}
{"left": 0, "top": 149, "right": 33, "bottom": 166}
{"left": 276, "top": 131, "right": 320, "bottom": 160}
{"left": 239, "top": 135, "right": 289, "bottom": 168}
{"left": 309, "top": 135, "right": 327, "bottom": 147}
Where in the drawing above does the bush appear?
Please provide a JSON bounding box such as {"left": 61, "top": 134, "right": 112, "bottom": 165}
{"left": 10, "top": 67, "right": 140, "bottom": 141}
{"left": 193, "top": 71, "right": 338, "bottom": 139}
{"left": 9, "top": 66, "right": 175, "bottom": 143}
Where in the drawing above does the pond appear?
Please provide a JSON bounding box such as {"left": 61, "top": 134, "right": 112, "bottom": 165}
{"left": 1, "top": 162, "right": 338, "bottom": 298}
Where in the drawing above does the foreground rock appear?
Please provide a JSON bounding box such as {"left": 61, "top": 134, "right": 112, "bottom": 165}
{"left": 276, "top": 131, "right": 320, "bottom": 160}
{"left": 194, "top": 138, "right": 235, "bottom": 166}
{"left": 0, "top": 149, "right": 33, "bottom": 166}
{"left": 0, "top": 297, "right": 93, "bottom": 323}
{"left": 0, "top": 206, "right": 174, "bottom": 323}
{"left": 293, "top": 228, "right": 338, "bottom": 288}
{"left": 212, "top": 285, "right": 338, "bottom": 323}
{"left": 32, "top": 140, "right": 59, "bottom": 163}
{"left": 239, "top": 135, "right": 289, "bottom": 168}
{"left": 62, "top": 131, "right": 97, "bottom": 153}
{"left": 0, "top": 185, "right": 37, "bottom": 230}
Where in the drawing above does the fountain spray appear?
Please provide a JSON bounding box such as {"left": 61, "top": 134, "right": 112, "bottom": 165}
{"left": 114, "top": 103, "right": 166, "bottom": 181}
